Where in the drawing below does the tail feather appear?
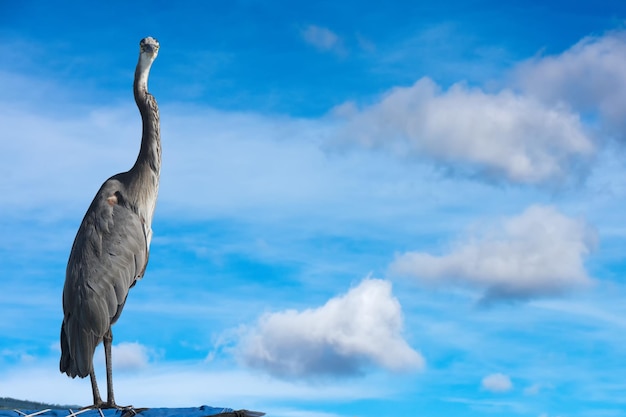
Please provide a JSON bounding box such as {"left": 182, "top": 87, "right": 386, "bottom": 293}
{"left": 59, "top": 322, "right": 72, "bottom": 375}
{"left": 59, "top": 318, "right": 98, "bottom": 378}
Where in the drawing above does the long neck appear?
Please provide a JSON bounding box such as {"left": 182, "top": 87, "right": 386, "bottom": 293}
{"left": 132, "top": 56, "right": 161, "bottom": 177}
{"left": 127, "top": 55, "right": 161, "bottom": 237}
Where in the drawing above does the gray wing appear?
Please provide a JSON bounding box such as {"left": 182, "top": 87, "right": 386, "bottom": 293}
{"left": 60, "top": 177, "right": 148, "bottom": 378}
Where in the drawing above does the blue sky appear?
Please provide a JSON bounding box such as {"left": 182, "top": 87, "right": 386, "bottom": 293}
{"left": 3, "top": 1, "right": 626, "bottom": 416}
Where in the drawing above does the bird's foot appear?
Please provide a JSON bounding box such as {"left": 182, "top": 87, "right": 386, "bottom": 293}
{"left": 118, "top": 406, "right": 149, "bottom": 417}
{"left": 80, "top": 403, "right": 106, "bottom": 410}
{"left": 81, "top": 402, "right": 146, "bottom": 414}
{"left": 81, "top": 401, "right": 116, "bottom": 410}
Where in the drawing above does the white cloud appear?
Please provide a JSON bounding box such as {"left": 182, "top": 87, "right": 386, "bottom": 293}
{"left": 514, "top": 30, "right": 626, "bottom": 136}
{"left": 237, "top": 278, "right": 424, "bottom": 378}
{"left": 112, "top": 342, "right": 150, "bottom": 371}
{"left": 0, "top": 99, "right": 142, "bottom": 222}
{"left": 330, "top": 77, "right": 594, "bottom": 185}
{"left": 302, "top": 25, "right": 344, "bottom": 54}
{"left": 390, "top": 205, "right": 596, "bottom": 302}
{"left": 0, "top": 348, "right": 36, "bottom": 365}
{"left": 93, "top": 342, "right": 150, "bottom": 372}
{"left": 356, "top": 33, "right": 376, "bottom": 53}
{"left": 0, "top": 359, "right": 394, "bottom": 408}
{"left": 523, "top": 383, "right": 544, "bottom": 396}
{"left": 481, "top": 373, "right": 513, "bottom": 393}
{"left": 0, "top": 92, "right": 337, "bottom": 224}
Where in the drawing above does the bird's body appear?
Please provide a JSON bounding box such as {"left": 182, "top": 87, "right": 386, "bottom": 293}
{"left": 60, "top": 37, "right": 161, "bottom": 408}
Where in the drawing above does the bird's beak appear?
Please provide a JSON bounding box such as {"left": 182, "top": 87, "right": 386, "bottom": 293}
{"left": 142, "top": 44, "right": 159, "bottom": 55}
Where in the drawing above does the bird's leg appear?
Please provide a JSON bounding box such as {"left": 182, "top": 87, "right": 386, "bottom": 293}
{"left": 89, "top": 368, "right": 105, "bottom": 408}
{"left": 103, "top": 329, "right": 136, "bottom": 411}
{"left": 104, "top": 327, "right": 117, "bottom": 408}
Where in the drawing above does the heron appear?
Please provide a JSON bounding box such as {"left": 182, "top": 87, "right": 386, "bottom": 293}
{"left": 60, "top": 37, "right": 161, "bottom": 409}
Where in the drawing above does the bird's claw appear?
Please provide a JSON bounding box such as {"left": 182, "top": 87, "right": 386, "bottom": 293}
{"left": 120, "top": 406, "right": 149, "bottom": 417}
{"left": 80, "top": 403, "right": 146, "bottom": 416}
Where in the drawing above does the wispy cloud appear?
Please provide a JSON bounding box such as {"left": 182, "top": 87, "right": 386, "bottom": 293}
{"left": 355, "top": 33, "right": 376, "bottom": 53}
{"left": 0, "top": 359, "right": 393, "bottom": 408}
{"left": 329, "top": 77, "right": 594, "bottom": 185}
{"left": 237, "top": 278, "right": 424, "bottom": 378}
{"left": 390, "top": 205, "right": 596, "bottom": 302}
{"left": 0, "top": 98, "right": 141, "bottom": 221}
{"left": 481, "top": 373, "right": 513, "bottom": 393}
{"left": 301, "top": 25, "right": 345, "bottom": 55}
{"left": 523, "top": 382, "right": 549, "bottom": 396}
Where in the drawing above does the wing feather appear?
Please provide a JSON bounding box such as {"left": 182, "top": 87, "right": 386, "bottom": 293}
{"left": 60, "top": 178, "right": 149, "bottom": 378}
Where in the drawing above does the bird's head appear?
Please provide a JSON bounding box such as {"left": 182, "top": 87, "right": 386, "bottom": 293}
{"left": 135, "top": 37, "right": 159, "bottom": 92}
{"left": 139, "top": 37, "right": 160, "bottom": 63}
